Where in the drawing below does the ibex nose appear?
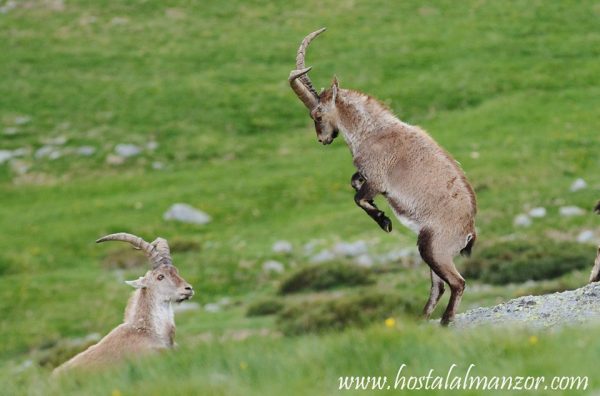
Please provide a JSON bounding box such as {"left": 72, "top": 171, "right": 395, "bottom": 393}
{"left": 185, "top": 286, "right": 193, "bottom": 291}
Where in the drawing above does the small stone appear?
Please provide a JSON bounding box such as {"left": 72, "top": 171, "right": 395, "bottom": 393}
{"left": 570, "top": 178, "right": 587, "bottom": 192}
{"left": 0, "top": 1, "right": 17, "bottom": 14}
{"left": 173, "top": 302, "right": 200, "bottom": 313}
{"left": 75, "top": 146, "right": 96, "bottom": 156}
{"left": 42, "top": 136, "right": 67, "bottom": 145}
{"left": 106, "top": 154, "right": 125, "bottom": 165}
{"left": 111, "top": 16, "right": 129, "bottom": 25}
{"left": 303, "top": 240, "right": 323, "bottom": 254}
{"left": 332, "top": 240, "right": 368, "bottom": 257}
{"left": 513, "top": 214, "right": 532, "bottom": 227}
{"left": 0, "top": 150, "right": 13, "bottom": 164}
{"left": 355, "top": 254, "right": 374, "bottom": 268}
{"left": 559, "top": 206, "right": 585, "bottom": 217}
{"left": 528, "top": 207, "right": 546, "bottom": 218}
{"left": 163, "top": 203, "right": 211, "bottom": 225}
{"left": 10, "top": 160, "right": 29, "bottom": 175}
{"left": 4, "top": 127, "right": 18, "bottom": 135}
{"left": 35, "top": 145, "right": 61, "bottom": 160}
{"left": 14, "top": 115, "right": 31, "bottom": 125}
{"left": 576, "top": 230, "right": 595, "bottom": 244}
{"left": 470, "top": 151, "right": 480, "bottom": 159}
{"left": 11, "top": 147, "right": 29, "bottom": 157}
{"left": 204, "top": 303, "right": 221, "bottom": 313}
{"left": 152, "top": 161, "right": 164, "bottom": 170}
{"left": 262, "top": 260, "right": 284, "bottom": 274}
{"left": 115, "top": 143, "right": 141, "bottom": 158}
{"left": 272, "top": 240, "right": 293, "bottom": 254}
{"left": 310, "top": 250, "right": 336, "bottom": 263}
{"left": 146, "top": 141, "right": 159, "bottom": 151}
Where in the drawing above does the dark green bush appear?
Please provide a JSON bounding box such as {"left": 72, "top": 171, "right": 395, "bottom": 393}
{"left": 169, "top": 237, "right": 202, "bottom": 253}
{"left": 246, "top": 299, "right": 285, "bottom": 317}
{"left": 279, "top": 262, "right": 374, "bottom": 294}
{"left": 463, "top": 239, "right": 593, "bottom": 285}
{"left": 276, "top": 291, "right": 420, "bottom": 335}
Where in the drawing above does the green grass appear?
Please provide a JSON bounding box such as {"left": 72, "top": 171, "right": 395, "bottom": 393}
{"left": 1, "top": 0, "right": 599, "bottom": 394}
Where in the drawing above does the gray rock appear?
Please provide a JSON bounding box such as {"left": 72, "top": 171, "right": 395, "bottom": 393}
{"left": 354, "top": 254, "right": 374, "bottom": 268}
{"left": 570, "top": 178, "right": 587, "bottom": 192}
{"left": 111, "top": 16, "right": 129, "bottom": 25}
{"left": 35, "top": 145, "right": 61, "bottom": 160}
{"left": 559, "top": 206, "right": 585, "bottom": 217}
{"left": 333, "top": 240, "right": 368, "bottom": 257}
{"left": 513, "top": 214, "right": 532, "bottom": 227}
{"left": 75, "top": 146, "right": 96, "bottom": 156}
{"left": 577, "top": 230, "right": 595, "bottom": 244}
{"left": 528, "top": 207, "right": 546, "bottom": 218}
{"left": 262, "top": 260, "right": 284, "bottom": 274}
{"left": 10, "top": 160, "right": 29, "bottom": 175}
{"left": 106, "top": 154, "right": 125, "bottom": 165}
{"left": 11, "top": 147, "right": 29, "bottom": 157}
{"left": 146, "top": 141, "right": 159, "bottom": 151}
{"left": 14, "top": 115, "right": 31, "bottom": 125}
{"left": 378, "top": 248, "right": 417, "bottom": 264}
{"left": 303, "top": 239, "right": 323, "bottom": 254}
{"left": 204, "top": 303, "right": 221, "bottom": 313}
{"left": 152, "top": 161, "right": 164, "bottom": 170}
{"left": 452, "top": 282, "right": 600, "bottom": 329}
{"left": 4, "top": 127, "right": 18, "bottom": 135}
{"left": 42, "top": 136, "right": 67, "bottom": 145}
{"left": 0, "top": 150, "right": 13, "bottom": 165}
{"left": 173, "top": 301, "right": 200, "bottom": 314}
{"left": 0, "top": 1, "right": 17, "bottom": 14}
{"left": 272, "top": 240, "right": 293, "bottom": 254}
{"left": 310, "top": 249, "right": 336, "bottom": 263}
{"left": 115, "top": 143, "right": 141, "bottom": 157}
{"left": 163, "top": 203, "right": 211, "bottom": 225}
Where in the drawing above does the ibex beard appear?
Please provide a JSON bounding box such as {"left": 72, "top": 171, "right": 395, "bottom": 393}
{"left": 289, "top": 28, "right": 477, "bottom": 325}
{"left": 53, "top": 233, "right": 194, "bottom": 375}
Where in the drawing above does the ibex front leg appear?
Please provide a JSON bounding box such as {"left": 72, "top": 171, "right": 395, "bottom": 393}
{"left": 351, "top": 172, "right": 392, "bottom": 233}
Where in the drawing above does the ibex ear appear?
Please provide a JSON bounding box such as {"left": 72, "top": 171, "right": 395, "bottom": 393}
{"left": 125, "top": 277, "right": 147, "bottom": 289}
{"left": 331, "top": 76, "right": 339, "bottom": 103}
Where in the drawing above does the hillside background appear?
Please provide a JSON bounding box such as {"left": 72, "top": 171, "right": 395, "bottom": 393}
{"left": 1, "top": 0, "right": 599, "bottom": 394}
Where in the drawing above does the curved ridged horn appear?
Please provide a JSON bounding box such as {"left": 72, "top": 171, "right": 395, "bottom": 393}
{"left": 289, "top": 27, "right": 326, "bottom": 110}
{"left": 96, "top": 232, "right": 173, "bottom": 268}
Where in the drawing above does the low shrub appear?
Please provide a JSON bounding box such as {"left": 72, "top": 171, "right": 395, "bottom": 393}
{"left": 463, "top": 239, "right": 592, "bottom": 285}
{"left": 246, "top": 298, "right": 285, "bottom": 317}
{"left": 276, "top": 291, "right": 419, "bottom": 335}
{"left": 279, "top": 262, "right": 374, "bottom": 294}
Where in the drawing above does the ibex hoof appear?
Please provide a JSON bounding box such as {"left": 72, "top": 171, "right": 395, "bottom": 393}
{"left": 378, "top": 216, "right": 392, "bottom": 233}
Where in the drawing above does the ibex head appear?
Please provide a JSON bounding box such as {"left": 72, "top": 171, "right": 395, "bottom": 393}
{"left": 97, "top": 233, "right": 194, "bottom": 303}
{"left": 289, "top": 28, "right": 341, "bottom": 145}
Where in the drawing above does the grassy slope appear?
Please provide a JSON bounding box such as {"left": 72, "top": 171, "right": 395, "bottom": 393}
{"left": 1, "top": 0, "right": 599, "bottom": 394}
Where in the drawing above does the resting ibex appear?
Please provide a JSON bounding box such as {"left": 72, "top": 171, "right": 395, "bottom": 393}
{"left": 588, "top": 201, "right": 600, "bottom": 283}
{"left": 289, "top": 28, "right": 477, "bottom": 325}
{"left": 53, "top": 233, "right": 194, "bottom": 374}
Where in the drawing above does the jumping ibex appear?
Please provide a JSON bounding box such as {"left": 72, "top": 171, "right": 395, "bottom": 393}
{"left": 53, "top": 233, "right": 194, "bottom": 374}
{"left": 289, "top": 28, "right": 477, "bottom": 325}
{"left": 588, "top": 201, "right": 600, "bottom": 283}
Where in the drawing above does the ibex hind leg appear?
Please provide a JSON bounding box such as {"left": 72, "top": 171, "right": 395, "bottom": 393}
{"left": 589, "top": 247, "right": 600, "bottom": 283}
{"left": 417, "top": 229, "right": 465, "bottom": 326}
{"left": 423, "top": 269, "right": 445, "bottom": 319}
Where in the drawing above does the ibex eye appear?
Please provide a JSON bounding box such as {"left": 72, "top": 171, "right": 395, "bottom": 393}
{"left": 157, "top": 274, "right": 164, "bottom": 281}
